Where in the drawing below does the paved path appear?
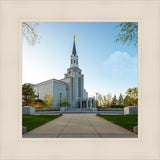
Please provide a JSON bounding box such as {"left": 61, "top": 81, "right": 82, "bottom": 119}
{"left": 23, "top": 114, "right": 137, "bottom": 138}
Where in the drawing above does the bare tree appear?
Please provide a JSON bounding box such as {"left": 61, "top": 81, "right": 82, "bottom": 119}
{"left": 22, "top": 22, "right": 40, "bottom": 46}
{"left": 106, "top": 93, "right": 112, "bottom": 106}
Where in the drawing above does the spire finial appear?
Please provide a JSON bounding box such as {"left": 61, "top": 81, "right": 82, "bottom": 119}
{"left": 73, "top": 34, "right": 75, "bottom": 42}
{"left": 72, "top": 34, "right": 77, "bottom": 55}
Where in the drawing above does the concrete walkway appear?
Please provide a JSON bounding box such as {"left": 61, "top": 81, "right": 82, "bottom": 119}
{"left": 23, "top": 114, "right": 137, "bottom": 138}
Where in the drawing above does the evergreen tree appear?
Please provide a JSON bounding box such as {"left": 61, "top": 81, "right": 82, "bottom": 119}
{"left": 112, "top": 95, "right": 117, "bottom": 105}
{"left": 118, "top": 93, "right": 124, "bottom": 105}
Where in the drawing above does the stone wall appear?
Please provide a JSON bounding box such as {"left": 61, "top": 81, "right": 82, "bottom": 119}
{"left": 124, "top": 106, "right": 138, "bottom": 115}
{"left": 23, "top": 106, "right": 35, "bottom": 115}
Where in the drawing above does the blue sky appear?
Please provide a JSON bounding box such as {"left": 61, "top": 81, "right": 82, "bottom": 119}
{"left": 23, "top": 22, "right": 138, "bottom": 97}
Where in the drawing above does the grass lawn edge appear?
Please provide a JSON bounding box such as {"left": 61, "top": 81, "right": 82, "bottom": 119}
{"left": 23, "top": 114, "right": 62, "bottom": 132}
{"left": 97, "top": 114, "right": 138, "bottom": 132}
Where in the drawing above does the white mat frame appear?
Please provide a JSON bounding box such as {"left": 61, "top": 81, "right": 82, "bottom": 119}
{"left": 0, "top": 0, "right": 159, "bottom": 160}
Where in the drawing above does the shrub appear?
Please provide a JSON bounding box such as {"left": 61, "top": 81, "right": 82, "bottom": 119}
{"left": 110, "top": 105, "right": 124, "bottom": 108}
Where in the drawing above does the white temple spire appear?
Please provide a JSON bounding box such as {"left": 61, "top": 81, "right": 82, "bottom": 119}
{"left": 70, "top": 35, "right": 79, "bottom": 68}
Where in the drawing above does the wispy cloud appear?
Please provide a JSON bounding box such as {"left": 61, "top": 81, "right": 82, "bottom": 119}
{"left": 103, "top": 51, "right": 137, "bottom": 77}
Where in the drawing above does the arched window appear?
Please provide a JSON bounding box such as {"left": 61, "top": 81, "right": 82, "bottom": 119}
{"left": 74, "top": 60, "right": 75, "bottom": 63}
{"left": 71, "top": 59, "right": 73, "bottom": 64}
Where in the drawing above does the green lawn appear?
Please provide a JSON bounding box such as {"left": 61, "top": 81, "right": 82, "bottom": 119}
{"left": 98, "top": 115, "right": 138, "bottom": 132}
{"left": 23, "top": 115, "right": 61, "bottom": 132}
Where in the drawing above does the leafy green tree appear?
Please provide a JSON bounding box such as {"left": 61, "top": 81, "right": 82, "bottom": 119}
{"left": 131, "top": 97, "right": 138, "bottom": 106}
{"left": 126, "top": 88, "right": 132, "bottom": 96}
{"left": 22, "top": 83, "right": 37, "bottom": 106}
{"left": 44, "top": 93, "right": 53, "bottom": 107}
{"left": 111, "top": 95, "right": 118, "bottom": 105}
{"left": 124, "top": 87, "right": 138, "bottom": 106}
{"left": 124, "top": 95, "right": 130, "bottom": 106}
{"left": 115, "top": 22, "right": 138, "bottom": 46}
{"left": 118, "top": 93, "right": 124, "bottom": 105}
{"left": 61, "top": 102, "right": 71, "bottom": 107}
{"left": 57, "top": 94, "right": 70, "bottom": 107}
{"left": 126, "top": 87, "right": 138, "bottom": 100}
{"left": 22, "top": 22, "right": 40, "bottom": 46}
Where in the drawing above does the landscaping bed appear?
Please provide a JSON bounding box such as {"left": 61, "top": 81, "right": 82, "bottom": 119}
{"left": 98, "top": 108, "right": 124, "bottom": 111}
{"left": 98, "top": 115, "right": 138, "bottom": 132}
{"left": 36, "top": 108, "right": 60, "bottom": 111}
{"left": 22, "top": 115, "right": 61, "bottom": 132}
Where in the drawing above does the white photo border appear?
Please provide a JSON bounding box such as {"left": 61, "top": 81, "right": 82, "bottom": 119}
{"left": 0, "top": 0, "right": 159, "bottom": 160}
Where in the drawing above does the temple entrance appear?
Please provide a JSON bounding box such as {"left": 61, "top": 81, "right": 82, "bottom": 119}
{"left": 77, "top": 98, "right": 95, "bottom": 109}
{"left": 82, "top": 101, "right": 86, "bottom": 108}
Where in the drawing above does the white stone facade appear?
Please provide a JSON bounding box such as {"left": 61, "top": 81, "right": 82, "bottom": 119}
{"left": 33, "top": 36, "right": 94, "bottom": 108}
{"left": 34, "top": 79, "right": 67, "bottom": 106}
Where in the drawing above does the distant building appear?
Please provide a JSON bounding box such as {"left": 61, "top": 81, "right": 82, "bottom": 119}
{"left": 33, "top": 35, "right": 94, "bottom": 108}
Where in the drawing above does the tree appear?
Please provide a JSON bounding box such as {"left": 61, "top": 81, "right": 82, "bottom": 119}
{"left": 131, "top": 97, "right": 138, "bottom": 106}
{"left": 57, "top": 94, "right": 70, "bottom": 107}
{"left": 22, "top": 83, "right": 37, "bottom": 106}
{"left": 22, "top": 22, "right": 40, "bottom": 46}
{"left": 61, "top": 102, "right": 71, "bottom": 107}
{"left": 106, "top": 93, "right": 112, "bottom": 106}
{"left": 96, "top": 93, "right": 103, "bottom": 106}
{"left": 125, "top": 87, "right": 138, "bottom": 106}
{"left": 118, "top": 93, "right": 124, "bottom": 105}
{"left": 111, "top": 95, "right": 118, "bottom": 105}
{"left": 124, "top": 95, "right": 130, "bottom": 106}
{"left": 36, "top": 99, "right": 44, "bottom": 108}
{"left": 103, "top": 95, "right": 107, "bottom": 106}
{"left": 44, "top": 93, "right": 53, "bottom": 107}
{"left": 114, "top": 22, "right": 138, "bottom": 46}
{"left": 126, "top": 87, "right": 138, "bottom": 99}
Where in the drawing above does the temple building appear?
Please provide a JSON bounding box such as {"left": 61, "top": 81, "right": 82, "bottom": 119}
{"left": 33, "top": 35, "right": 94, "bottom": 108}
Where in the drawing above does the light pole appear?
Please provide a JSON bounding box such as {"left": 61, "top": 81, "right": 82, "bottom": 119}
{"left": 59, "top": 93, "right": 62, "bottom": 107}
{"left": 96, "top": 93, "right": 98, "bottom": 108}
